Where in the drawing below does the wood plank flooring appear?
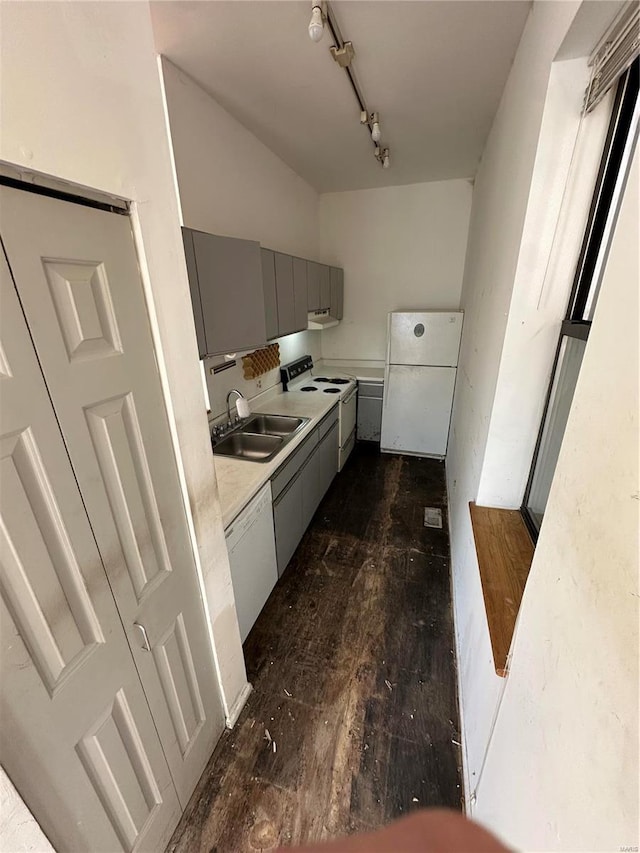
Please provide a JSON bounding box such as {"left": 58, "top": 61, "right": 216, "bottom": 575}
{"left": 168, "top": 443, "right": 463, "bottom": 853}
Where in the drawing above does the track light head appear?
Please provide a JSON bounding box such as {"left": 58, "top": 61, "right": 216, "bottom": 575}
{"left": 308, "top": 2, "right": 324, "bottom": 42}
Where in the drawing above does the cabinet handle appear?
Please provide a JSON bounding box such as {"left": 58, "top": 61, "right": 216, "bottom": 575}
{"left": 133, "top": 622, "right": 151, "bottom": 652}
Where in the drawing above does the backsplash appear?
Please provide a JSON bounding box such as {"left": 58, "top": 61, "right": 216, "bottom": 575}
{"left": 205, "top": 330, "right": 321, "bottom": 422}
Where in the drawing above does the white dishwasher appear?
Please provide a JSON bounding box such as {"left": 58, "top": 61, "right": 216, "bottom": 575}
{"left": 225, "top": 482, "right": 278, "bottom": 643}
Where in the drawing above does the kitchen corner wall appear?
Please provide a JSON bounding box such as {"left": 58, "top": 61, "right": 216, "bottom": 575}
{"left": 447, "top": 0, "right": 638, "bottom": 849}
{"left": 318, "top": 181, "right": 472, "bottom": 363}
{"left": 446, "top": 0, "right": 581, "bottom": 818}
{"left": 0, "top": 0, "right": 248, "bottom": 743}
{"left": 160, "top": 58, "right": 324, "bottom": 418}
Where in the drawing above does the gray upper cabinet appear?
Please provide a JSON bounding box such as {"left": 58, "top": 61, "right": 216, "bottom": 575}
{"left": 319, "top": 264, "right": 331, "bottom": 310}
{"left": 274, "top": 252, "right": 297, "bottom": 336}
{"left": 307, "top": 261, "right": 321, "bottom": 311}
{"left": 330, "top": 267, "right": 344, "bottom": 320}
{"left": 182, "top": 229, "right": 207, "bottom": 358}
{"left": 183, "top": 227, "right": 267, "bottom": 357}
{"left": 261, "top": 249, "right": 278, "bottom": 341}
{"left": 292, "top": 257, "right": 308, "bottom": 332}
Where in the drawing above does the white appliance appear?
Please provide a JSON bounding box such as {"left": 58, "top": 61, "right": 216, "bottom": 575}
{"left": 281, "top": 355, "right": 357, "bottom": 470}
{"left": 225, "top": 482, "right": 278, "bottom": 643}
{"left": 381, "top": 311, "right": 463, "bottom": 458}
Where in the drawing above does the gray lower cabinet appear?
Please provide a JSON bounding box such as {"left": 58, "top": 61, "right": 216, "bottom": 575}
{"left": 357, "top": 381, "right": 384, "bottom": 442}
{"left": 272, "top": 407, "right": 339, "bottom": 576}
{"left": 318, "top": 421, "right": 339, "bottom": 495}
{"left": 301, "top": 450, "right": 322, "bottom": 531}
{"left": 182, "top": 227, "right": 267, "bottom": 357}
{"left": 273, "top": 470, "right": 304, "bottom": 575}
{"left": 330, "top": 267, "right": 344, "bottom": 320}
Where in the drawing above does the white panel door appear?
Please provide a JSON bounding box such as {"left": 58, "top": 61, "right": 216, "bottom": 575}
{"left": 0, "top": 248, "right": 181, "bottom": 852}
{"left": 381, "top": 365, "right": 457, "bottom": 457}
{"left": 388, "top": 311, "right": 463, "bottom": 367}
{"left": 0, "top": 186, "right": 225, "bottom": 807}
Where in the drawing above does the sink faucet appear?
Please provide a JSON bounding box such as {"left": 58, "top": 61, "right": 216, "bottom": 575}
{"left": 226, "top": 388, "right": 245, "bottom": 422}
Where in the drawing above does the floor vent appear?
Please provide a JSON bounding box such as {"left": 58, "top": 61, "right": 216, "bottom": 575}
{"left": 424, "top": 507, "right": 443, "bottom": 529}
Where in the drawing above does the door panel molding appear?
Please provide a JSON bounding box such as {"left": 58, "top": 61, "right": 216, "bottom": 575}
{"left": 76, "top": 688, "right": 163, "bottom": 852}
{"left": 85, "top": 393, "right": 172, "bottom": 603}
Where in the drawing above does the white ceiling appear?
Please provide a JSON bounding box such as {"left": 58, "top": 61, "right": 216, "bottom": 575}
{"left": 151, "top": 1, "right": 531, "bottom": 193}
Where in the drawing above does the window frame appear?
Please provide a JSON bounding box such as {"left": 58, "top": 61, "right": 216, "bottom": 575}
{"left": 522, "top": 61, "right": 639, "bottom": 541}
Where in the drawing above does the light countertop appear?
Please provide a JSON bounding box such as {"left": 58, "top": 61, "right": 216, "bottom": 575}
{"left": 214, "top": 389, "right": 340, "bottom": 529}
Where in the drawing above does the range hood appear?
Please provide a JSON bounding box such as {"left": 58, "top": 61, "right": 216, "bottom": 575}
{"left": 308, "top": 309, "right": 339, "bottom": 330}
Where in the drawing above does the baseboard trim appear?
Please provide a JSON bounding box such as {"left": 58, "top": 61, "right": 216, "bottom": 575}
{"left": 225, "top": 681, "right": 252, "bottom": 728}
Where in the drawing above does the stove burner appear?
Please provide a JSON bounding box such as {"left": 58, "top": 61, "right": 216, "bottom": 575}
{"left": 329, "top": 378, "right": 350, "bottom": 385}
{"left": 323, "top": 388, "right": 341, "bottom": 394}
{"left": 300, "top": 386, "right": 318, "bottom": 392}
{"left": 313, "top": 377, "right": 330, "bottom": 383}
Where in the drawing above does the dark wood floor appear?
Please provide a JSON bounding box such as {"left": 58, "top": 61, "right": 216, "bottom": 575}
{"left": 168, "top": 443, "right": 462, "bottom": 852}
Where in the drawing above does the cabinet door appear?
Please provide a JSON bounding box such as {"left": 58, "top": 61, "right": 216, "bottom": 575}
{"left": 292, "top": 257, "right": 308, "bottom": 332}
{"left": 273, "top": 472, "right": 304, "bottom": 576}
{"left": 357, "top": 396, "right": 383, "bottom": 441}
{"left": 319, "top": 265, "right": 331, "bottom": 310}
{"left": 191, "top": 229, "right": 266, "bottom": 356}
{"left": 261, "top": 249, "right": 278, "bottom": 341}
{"left": 182, "top": 228, "right": 207, "bottom": 358}
{"left": 274, "top": 252, "right": 296, "bottom": 337}
{"left": 318, "top": 421, "right": 339, "bottom": 497}
{"left": 301, "top": 448, "right": 322, "bottom": 531}
{"left": 307, "top": 261, "right": 321, "bottom": 311}
{"left": 330, "top": 267, "right": 344, "bottom": 320}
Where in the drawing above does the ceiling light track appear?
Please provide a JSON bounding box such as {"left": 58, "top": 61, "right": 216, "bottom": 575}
{"left": 308, "top": 1, "right": 391, "bottom": 170}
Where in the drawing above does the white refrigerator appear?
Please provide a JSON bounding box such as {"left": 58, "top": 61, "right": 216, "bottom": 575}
{"left": 381, "top": 311, "right": 463, "bottom": 458}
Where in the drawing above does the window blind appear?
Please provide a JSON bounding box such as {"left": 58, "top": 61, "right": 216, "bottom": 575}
{"left": 584, "top": 2, "right": 640, "bottom": 113}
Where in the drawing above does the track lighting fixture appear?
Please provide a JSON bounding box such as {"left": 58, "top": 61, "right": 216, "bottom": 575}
{"left": 374, "top": 146, "right": 391, "bottom": 169}
{"left": 308, "top": 1, "right": 324, "bottom": 42}
{"left": 310, "top": 2, "right": 392, "bottom": 170}
{"left": 329, "top": 41, "right": 355, "bottom": 68}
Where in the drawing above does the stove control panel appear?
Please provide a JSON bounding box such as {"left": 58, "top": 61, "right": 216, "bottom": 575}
{"left": 281, "top": 355, "right": 314, "bottom": 390}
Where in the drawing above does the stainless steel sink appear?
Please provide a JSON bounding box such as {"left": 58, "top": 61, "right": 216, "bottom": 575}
{"left": 239, "top": 414, "right": 307, "bottom": 436}
{"left": 213, "top": 432, "right": 283, "bottom": 462}
{"left": 212, "top": 413, "right": 310, "bottom": 463}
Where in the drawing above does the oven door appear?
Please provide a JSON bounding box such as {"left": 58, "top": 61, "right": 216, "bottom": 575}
{"left": 339, "top": 387, "right": 357, "bottom": 447}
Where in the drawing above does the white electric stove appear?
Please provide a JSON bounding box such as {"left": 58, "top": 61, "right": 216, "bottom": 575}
{"left": 281, "top": 356, "right": 357, "bottom": 470}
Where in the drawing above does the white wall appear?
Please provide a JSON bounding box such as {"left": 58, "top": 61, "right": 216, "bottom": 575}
{"left": 0, "top": 768, "right": 54, "bottom": 853}
{"left": 446, "top": 1, "right": 639, "bottom": 847}
{"left": 445, "top": 0, "right": 581, "bottom": 804}
{"left": 477, "top": 141, "right": 639, "bottom": 852}
{"left": 0, "top": 0, "right": 248, "bottom": 741}
{"left": 476, "top": 57, "right": 611, "bottom": 507}
{"left": 160, "top": 58, "right": 323, "bottom": 419}
{"left": 318, "top": 181, "right": 472, "bottom": 363}
{"left": 160, "top": 57, "right": 320, "bottom": 258}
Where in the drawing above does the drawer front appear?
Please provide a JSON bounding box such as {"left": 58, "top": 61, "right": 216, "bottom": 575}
{"left": 318, "top": 404, "right": 339, "bottom": 441}
{"left": 271, "top": 428, "right": 319, "bottom": 500}
{"left": 358, "top": 381, "right": 384, "bottom": 399}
